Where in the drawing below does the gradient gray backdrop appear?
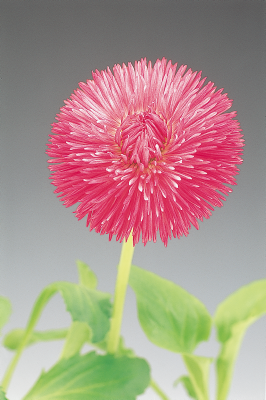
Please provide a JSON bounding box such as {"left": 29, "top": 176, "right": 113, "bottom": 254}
{"left": 1, "top": 1, "right": 265, "bottom": 399}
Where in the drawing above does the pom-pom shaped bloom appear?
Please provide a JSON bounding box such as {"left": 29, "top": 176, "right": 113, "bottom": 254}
{"left": 47, "top": 58, "right": 244, "bottom": 246}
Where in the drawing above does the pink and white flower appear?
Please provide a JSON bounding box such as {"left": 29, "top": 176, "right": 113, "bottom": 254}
{"left": 47, "top": 58, "right": 244, "bottom": 246}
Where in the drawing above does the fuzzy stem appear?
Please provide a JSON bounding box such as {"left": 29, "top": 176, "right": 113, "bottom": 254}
{"left": 150, "top": 379, "right": 170, "bottom": 400}
{"left": 107, "top": 232, "right": 134, "bottom": 354}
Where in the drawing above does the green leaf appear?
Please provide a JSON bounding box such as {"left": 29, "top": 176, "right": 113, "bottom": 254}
{"left": 0, "top": 296, "right": 12, "bottom": 332}
{"left": 51, "top": 282, "right": 111, "bottom": 343}
{"left": 214, "top": 280, "right": 266, "bottom": 400}
{"left": 214, "top": 279, "right": 266, "bottom": 342}
{"left": 129, "top": 265, "right": 212, "bottom": 353}
{"left": 23, "top": 352, "right": 150, "bottom": 400}
{"left": 3, "top": 328, "right": 68, "bottom": 350}
{"left": 174, "top": 376, "right": 197, "bottom": 399}
{"left": 1, "top": 282, "right": 111, "bottom": 391}
{"left": 182, "top": 354, "right": 212, "bottom": 400}
{"left": 76, "top": 260, "right": 97, "bottom": 289}
{"left": 5, "top": 282, "right": 111, "bottom": 361}
{"left": 60, "top": 321, "right": 92, "bottom": 359}
{"left": 0, "top": 387, "right": 8, "bottom": 400}
{"left": 24, "top": 282, "right": 111, "bottom": 344}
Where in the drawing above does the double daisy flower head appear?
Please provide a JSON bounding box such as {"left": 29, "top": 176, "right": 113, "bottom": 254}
{"left": 47, "top": 58, "right": 244, "bottom": 246}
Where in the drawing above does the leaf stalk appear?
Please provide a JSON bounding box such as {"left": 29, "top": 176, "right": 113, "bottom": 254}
{"left": 150, "top": 379, "right": 170, "bottom": 400}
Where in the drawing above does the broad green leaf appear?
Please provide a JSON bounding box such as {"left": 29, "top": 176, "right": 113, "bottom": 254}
{"left": 0, "top": 296, "right": 12, "bottom": 331}
{"left": 60, "top": 321, "right": 92, "bottom": 359}
{"left": 129, "top": 265, "right": 212, "bottom": 353}
{"left": 0, "top": 387, "right": 8, "bottom": 400}
{"left": 1, "top": 282, "right": 111, "bottom": 392}
{"left": 3, "top": 328, "right": 68, "bottom": 350}
{"left": 23, "top": 352, "right": 150, "bottom": 400}
{"left": 5, "top": 281, "right": 111, "bottom": 379}
{"left": 26, "top": 282, "right": 111, "bottom": 344}
{"left": 76, "top": 260, "right": 97, "bottom": 289}
{"left": 214, "top": 279, "right": 266, "bottom": 342}
{"left": 52, "top": 282, "right": 111, "bottom": 343}
{"left": 182, "top": 354, "right": 212, "bottom": 400}
{"left": 174, "top": 376, "right": 197, "bottom": 399}
{"left": 214, "top": 280, "right": 266, "bottom": 400}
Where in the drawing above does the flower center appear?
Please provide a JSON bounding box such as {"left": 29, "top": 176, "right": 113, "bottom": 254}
{"left": 116, "top": 111, "right": 169, "bottom": 170}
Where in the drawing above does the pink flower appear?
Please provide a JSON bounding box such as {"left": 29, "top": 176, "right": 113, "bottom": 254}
{"left": 47, "top": 58, "right": 244, "bottom": 246}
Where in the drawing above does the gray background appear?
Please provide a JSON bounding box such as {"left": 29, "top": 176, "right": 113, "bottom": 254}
{"left": 1, "top": 1, "right": 265, "bottom": 399}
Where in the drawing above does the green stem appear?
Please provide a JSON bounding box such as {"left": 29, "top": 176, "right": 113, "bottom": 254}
{"left": 1, "top": 287, "right": 57, "bottom": 391}
{"left": 150, "top": 379, "right": 170, "bottom": 400}
{"left": 107, "top": 232, "right": 134, "bottom": 354}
